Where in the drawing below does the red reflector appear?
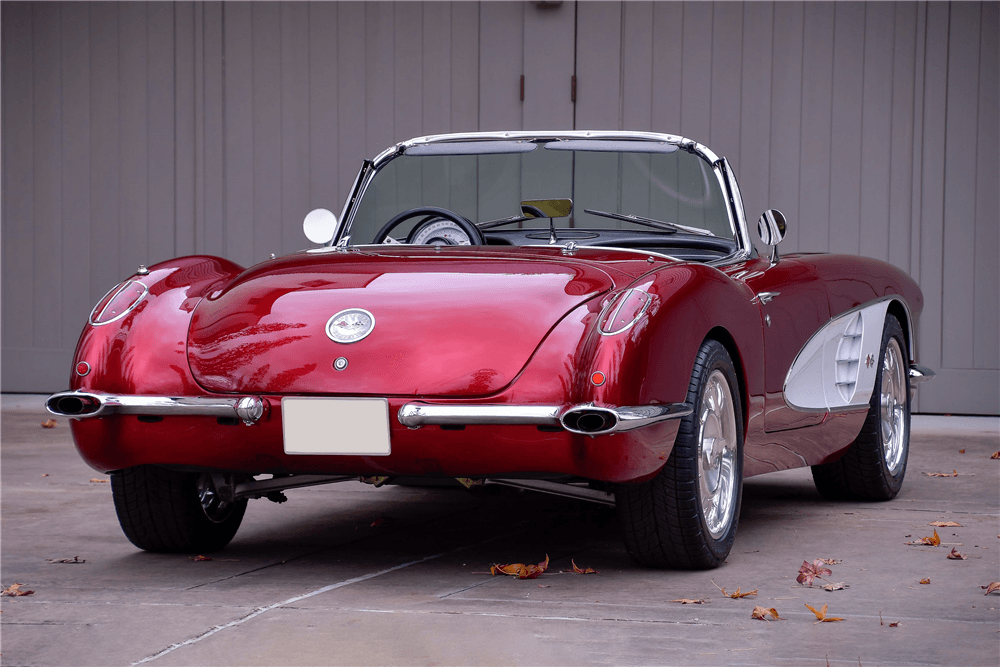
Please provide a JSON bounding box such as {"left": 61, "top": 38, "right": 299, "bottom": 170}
{"left": 76, "top": 362, "right": 91, "bottom": 376}
{"left": 591, "top": 371, "right": 606, "bottom": 386}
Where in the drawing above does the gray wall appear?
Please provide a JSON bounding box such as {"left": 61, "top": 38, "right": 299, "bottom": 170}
{"left": 2, "top": 1, "right": 997, "bottom": 415}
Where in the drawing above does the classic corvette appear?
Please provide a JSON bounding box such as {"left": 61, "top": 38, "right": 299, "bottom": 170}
{"left": 48, "top": 131, "right": 934, "bottom": 569}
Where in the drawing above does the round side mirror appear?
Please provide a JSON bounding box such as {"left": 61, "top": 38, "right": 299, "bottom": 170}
{"left": 757, "top": 209, "right": 787, "bottom": 246}
{"left": 303, "top": 208, "right": 338, "bottom": 245}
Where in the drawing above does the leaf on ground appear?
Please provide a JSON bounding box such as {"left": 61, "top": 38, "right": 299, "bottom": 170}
{"left": 720, "top": 587, "right": 758, "bottom": 599}
{"left": 958, "top": 449, "right": 966, "bottom": 454}
{"left": 919, "top": 578, "right": 931, "bottom": 584}
{"left": 46, "top": 556, "right": 85, "bottom": 564}
{"left": 41, "top": 419, "right": 57, "bottom": 428}
{"left": 822, "top": 582, "right": 848, "bottom": 591}
{"left": 537, "top": 584, "right": 550, "bottom": 588}
{"left": 805, "top": 603, "right": 845, "bottom": 623}
{"left": 946, "top": 547, "right": 967, "bottom": 560}
{"left": 672, "top": 598, "right": 709, "bottom": 604}
{"left": 889, "top": 621, "right": 900, "bottom": 627}
{"left": 992, "top": 451, "right": 1000, "bottom": 459}
{"left": 797, "top": 560, "right": 833, "bottom": 586}
{"left": 190, "top": 555, "right": 212, "bottom": 562}
{"left": 568, "top": 559, "right": 598, "bottom": 574}
{"left": 922, "top": 470, "right": 959, "bottom": 477}
{"left": 983, "top": 582, "right": 1000, "bottom": 595}
{"left": 905, "top": 529, "right": 941, "bottom": 546}
{"left": 41, "top": 473, "right": 49, "bottom": 477}
{"left": 2, "top": 583, "right": 34, "bottom": 597}
{"left": 750, "top": 606, "right": 780, "bottom": 621}
{"left": 89, "top": 478, "right": 109, "bottom": 484}
{"left": 817, "top": 558, "right": 842, "bottom": 565}
{"left": 491, "top": 555, "right": 549, "bottom": 579}
{"left": 930, "top": 521, "right": 963, "bottom": 527}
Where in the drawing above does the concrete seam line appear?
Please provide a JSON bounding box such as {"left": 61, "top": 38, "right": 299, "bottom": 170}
{"left": 130, "top": 551, "right": 446, "bottom": 666}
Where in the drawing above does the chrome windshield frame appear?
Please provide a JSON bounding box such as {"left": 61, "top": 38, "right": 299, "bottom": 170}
{"left": 331, "top": 131, "right": 754, "bottom": 260}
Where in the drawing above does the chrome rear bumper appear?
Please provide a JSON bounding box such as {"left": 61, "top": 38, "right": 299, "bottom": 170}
{"left": 47, "top": 390, "right": 691, "bottom": 436}
{"left": 908, "top": 364, "right": 935, "bottom": 384}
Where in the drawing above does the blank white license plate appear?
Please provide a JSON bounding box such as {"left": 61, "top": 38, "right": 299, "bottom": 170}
{"left": 282, "top": 397, "right": 391, "bottom": 456}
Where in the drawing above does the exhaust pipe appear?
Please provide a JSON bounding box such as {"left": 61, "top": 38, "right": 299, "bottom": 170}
{"left": 46, "top": 392, "right": 103, "bottom": 417}
{"left": 560, "top": 407, "right": 619, "bottom": 435}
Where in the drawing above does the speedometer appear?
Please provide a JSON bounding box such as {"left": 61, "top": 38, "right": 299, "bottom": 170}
{"left": 409, "top": 220, "right": 472, "bottom": 246}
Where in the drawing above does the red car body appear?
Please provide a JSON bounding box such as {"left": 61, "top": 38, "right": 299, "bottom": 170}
{"left": 48, "top": 131, "right": 931, "bottom": 567}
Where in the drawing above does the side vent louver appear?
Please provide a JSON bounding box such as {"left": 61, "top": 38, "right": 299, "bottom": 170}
{"left": 834, "top": 312, "right": 864, "bottom": 402}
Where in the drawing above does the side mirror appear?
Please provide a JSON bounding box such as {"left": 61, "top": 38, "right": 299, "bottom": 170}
{"left": 757, "top": 209, "right": 787, "bottom": 263}
{"left": 303, "top": 208, "right": 338, "bottom": 245}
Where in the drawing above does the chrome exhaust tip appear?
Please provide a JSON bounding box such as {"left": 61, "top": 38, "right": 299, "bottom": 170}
{"left": 560, "top": 407, "right": 619, "bottom": 435}
{"left": 46, "top": 392, "right": 103, "bottom": 417}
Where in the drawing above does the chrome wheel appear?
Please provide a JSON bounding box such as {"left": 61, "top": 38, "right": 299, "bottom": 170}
{"left": 880, "top": 338, "right": 907, "bottom": 475}
{"left": 697, "top": 369, "right": 738, "bottom": 539}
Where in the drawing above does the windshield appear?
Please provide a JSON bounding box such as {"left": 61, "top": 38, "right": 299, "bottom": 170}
{"left": 346, "top": 140, "right": 734, "bottom": 246}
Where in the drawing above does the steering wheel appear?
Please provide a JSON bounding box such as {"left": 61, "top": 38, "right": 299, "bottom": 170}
{"left": 371, "top": 207, "right": 485, "bottom": 246}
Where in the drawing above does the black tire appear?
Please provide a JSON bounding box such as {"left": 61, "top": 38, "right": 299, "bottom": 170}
{"left": 111, "top": 465, "right": 247, "bottom": 553}
{"left": 811, "top": 314, "right": 910, "bottom": 501}
{"left": 616, "top": 339, "right": 744, "bottom": 569}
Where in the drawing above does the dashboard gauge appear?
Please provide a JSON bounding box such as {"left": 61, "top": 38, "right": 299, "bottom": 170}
{"left": 409, "top": 220, "right": 472, "bottom": 246}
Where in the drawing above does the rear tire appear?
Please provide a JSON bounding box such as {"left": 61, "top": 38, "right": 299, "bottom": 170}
{"left": 616, "top": 339, "right": 744, "bottom": 569}
{"left": 811, "top": 314, "right": 910, "bottom": 501}
{"left": 111, "top": 465, "right": 247, "bottom": 553}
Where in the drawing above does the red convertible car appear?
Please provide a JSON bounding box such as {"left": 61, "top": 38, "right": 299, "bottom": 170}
{"left": 48, "top": 131, "right": 933, "bottom": 569}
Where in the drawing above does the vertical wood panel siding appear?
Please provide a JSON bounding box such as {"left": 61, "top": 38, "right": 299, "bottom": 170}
{"left": 2, "top": 2, "right": 997, "bottom": 414}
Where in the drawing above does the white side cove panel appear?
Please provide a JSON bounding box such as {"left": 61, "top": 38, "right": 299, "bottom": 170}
{"left": 783, "top": 300, "right": 893, "bottom": 413}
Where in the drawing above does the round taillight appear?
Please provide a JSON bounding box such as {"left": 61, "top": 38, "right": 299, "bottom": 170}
{"left": 591, "top": 371, "right": 606, "bottom": 386}
{"left": 89, "top": 280, "right": 148, "bottom": 326}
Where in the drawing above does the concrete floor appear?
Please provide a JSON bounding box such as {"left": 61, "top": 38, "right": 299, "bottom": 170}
{"left": 2, "top": 394, "right": 998, "bottom": 666}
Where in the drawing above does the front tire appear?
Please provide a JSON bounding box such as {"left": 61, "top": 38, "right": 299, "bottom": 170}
{"left": 811, "top": 314, "right": 910, "bottom": 500}
{"left": 111, "top": 465, "right": 247, "bottom": 553}
{"left": 616, "top": 339, "right": 744, "bottom": 569}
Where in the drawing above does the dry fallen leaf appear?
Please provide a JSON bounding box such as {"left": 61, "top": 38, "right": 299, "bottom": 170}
{"left": 89, "top": 478, "right": 109, "bottom": 484}
{"left": 41, "top": 419, "right": 57, "bottom": 428}
{"left": 992, "top": 451, "right": 1000, "bottom": 460}
{"left": 723, "top": 587, "right": 758, "bottom": 599}
{"left": 797, "top": 560, "right": 833, "bottom": 586}
{"left": 889, "top": 621, "right": 900, "bottom": 627}
{"left": 537, "top": 584, "right": 550, "bottom": 588}
{"left": 805, "top": 603, "right": 845, "bottom": 624}
{"left": 672, "top": 598, "right": 709, "bottom": 604}
{"left": 930, "top": 521, "right": 963, "bottom": 527}
{"left": 822, "top": 582, "right": 848, "bottom": 591}
{"left": 2, "top": 583, "right": 34, "bottom": 597}
{"left": 491, "top": 555, "right": 549, "bottom": 580}
{"left": 919, "top": 578, "right": 931, "bottom": 584}
{"left": 983, "top": 582, "right": 1000, "bottom": 595}
{"left": 947, "top": 547, "right": 967, "bottom": 560}
{"left": 905, "top": 530, "right": 941, "bottom": 546}
{"left": 41, "top": 473, "right": 49, "bottom": 478}
{"left": 568, "top": 559, "right": 598, "bottom": 574}
{"left": 46, "top": 556, "right": 85, "bottom": 564}
{"left": 190, "top": 555, "right": 212, "bottom": 562}
{"left": 922, "top": 470, "right": 958, "bottom": 477}
{"left": 750, "top": 606, "right": 780, "bottom": 621}
{"left": 817, "top": 558, "right": 842, "bottom": 565}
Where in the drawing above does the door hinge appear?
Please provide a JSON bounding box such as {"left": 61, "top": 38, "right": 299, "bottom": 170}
{"left": 571, "top": 75, "right": 576, "bottom": 102}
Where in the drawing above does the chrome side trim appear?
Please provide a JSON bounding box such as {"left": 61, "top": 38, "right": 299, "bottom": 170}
{"left": 397, "top": 403, "right": 562, "bottom": 428}
{"left": 908, "top": 364, "right": 935, "bottom": 384}
{"left": 45, "top": 391, "right": 266, "bottom": 425}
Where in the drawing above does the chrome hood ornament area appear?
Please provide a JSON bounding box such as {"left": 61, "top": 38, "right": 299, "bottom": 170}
{"left": 326, "top": 308, "right": 376, "bottom": 344}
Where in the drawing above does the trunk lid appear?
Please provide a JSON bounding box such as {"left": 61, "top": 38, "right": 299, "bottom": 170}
{"left": 187, "top": 247, "right": 618, "bottom": 397}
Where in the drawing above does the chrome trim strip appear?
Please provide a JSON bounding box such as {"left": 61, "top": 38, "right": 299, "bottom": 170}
{"left": 486, "top": 479, "right": 615, "bottom": 506}
{"left": 908, "top": 364, "right": 935, "bottom": 384}
{"left": 45, "top": 391, "right": 266, "bottom": 425}
{"left": 398, "top": 403, "right": 562, "bottom": 428}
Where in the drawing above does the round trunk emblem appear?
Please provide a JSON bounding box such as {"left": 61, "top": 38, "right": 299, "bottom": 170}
{"left": 326, "top": 308, "right": 375, "bottom": 344}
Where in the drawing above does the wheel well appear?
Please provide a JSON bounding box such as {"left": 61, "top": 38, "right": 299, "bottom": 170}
{"left": 886, "top": 299, "right": 913, "bottom": 361}
{"left": 704, "top": 326, "right": 749, "bottom": 434}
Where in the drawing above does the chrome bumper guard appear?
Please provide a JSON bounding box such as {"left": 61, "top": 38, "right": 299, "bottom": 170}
{"left": 45, "top": 391, "right": 266, "bottom": 426}
{"left": 398, "top": 401, "right": 692, "bottom": 436}
{"left": 908, "top": 364, "right": 935, "bottom": 384}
